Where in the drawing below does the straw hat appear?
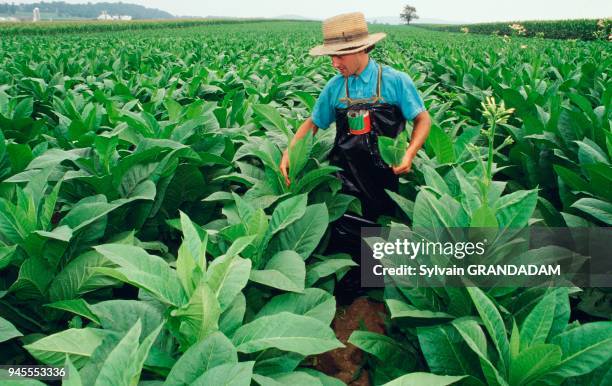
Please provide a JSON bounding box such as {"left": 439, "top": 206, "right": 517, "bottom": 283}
{"left": 309, "top": 12, "right": 386, "bottom": 56}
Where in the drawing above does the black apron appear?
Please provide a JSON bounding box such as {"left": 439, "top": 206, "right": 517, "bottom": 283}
{"left": 330, "top": 63, "right": 406, "bottom": 221}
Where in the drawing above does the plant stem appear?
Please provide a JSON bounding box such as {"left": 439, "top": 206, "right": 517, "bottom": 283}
{"left": 486, "top": 121, "right": 496, "bottom": 186}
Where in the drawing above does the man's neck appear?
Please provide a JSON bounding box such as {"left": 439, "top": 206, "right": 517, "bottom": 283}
{"left": 354, "top": 55, "right": 370, "bottom": 77}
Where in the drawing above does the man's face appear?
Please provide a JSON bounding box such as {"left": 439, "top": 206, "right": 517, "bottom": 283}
{"left": 330, "top": 52, "right": 363, "bottom": 77}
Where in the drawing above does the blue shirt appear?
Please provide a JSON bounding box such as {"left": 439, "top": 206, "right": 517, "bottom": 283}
{"left": 311, "top": 58, "right": 425, "bottom": 129}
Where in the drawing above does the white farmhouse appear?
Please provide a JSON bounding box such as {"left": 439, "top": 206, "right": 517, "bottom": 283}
{"left": 97, "top": 11, "right": 112, "bottom": 20}
{"left": 33, "top": 7, "right": 41, "bottom": 22}
{"left": 97, "top": 11, "right": 132, "bottom": 21}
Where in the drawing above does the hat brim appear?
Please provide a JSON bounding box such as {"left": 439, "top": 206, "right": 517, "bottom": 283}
{"left": 309, "top": 32, "right": 386, "bottom": 56}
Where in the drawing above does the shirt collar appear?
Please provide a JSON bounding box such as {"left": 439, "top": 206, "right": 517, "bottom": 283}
{"left": 351, "top": 58, "right": 377, "bottom": 84}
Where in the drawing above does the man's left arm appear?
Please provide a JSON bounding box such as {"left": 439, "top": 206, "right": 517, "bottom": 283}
{"left": 392, "top": 110, "right": 431, "bottom": 175}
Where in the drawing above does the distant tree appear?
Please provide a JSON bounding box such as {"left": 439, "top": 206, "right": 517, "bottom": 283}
{"left": 400, "top": 5, "right": 419, "bottom": 25}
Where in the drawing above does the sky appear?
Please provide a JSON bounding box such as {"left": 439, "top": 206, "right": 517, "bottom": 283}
{"left": 11, "top": 0, "right": 612, "bottom": 23}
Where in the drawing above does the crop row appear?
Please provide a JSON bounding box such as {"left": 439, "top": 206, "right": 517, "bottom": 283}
{"left": 0, "top": 18, "right": 289, "bottom": 36}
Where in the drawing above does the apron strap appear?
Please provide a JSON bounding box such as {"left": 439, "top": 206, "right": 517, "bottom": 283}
{"left": 340, "top": 63, "right": 384, "bottom": 105}
{"left": 376, "top": 63, "right": 382, "bottom": 100}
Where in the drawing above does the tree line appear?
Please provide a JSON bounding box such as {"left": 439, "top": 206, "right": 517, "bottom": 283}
{"left": 0, "top": 2, "right": 174, "bottom": 19}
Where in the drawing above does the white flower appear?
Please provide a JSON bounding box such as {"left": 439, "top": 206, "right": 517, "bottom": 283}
{"left": 481, "top": 96, "right": 515, "bottom": 126}
{"left": 508, "top": 23, "right": 526, "bottom": 36}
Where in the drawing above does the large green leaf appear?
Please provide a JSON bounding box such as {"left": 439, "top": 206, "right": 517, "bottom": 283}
{"left": 386, "top": 299, "right": 454, "bottom": 322}
{"left": 0, "top": 244, "right": 17, "bottom": 270}
{"left": 548, "top": 288, "right": 571, "bottom": 340}
{"left": 576, "top": 138, "right": 609, "bottom": 165}
{"left": 494, "top": 189, "right": 538, "bottom": 228}
{"left": 179, "top": 211, "right": 207, "bottom": 270}
{"left": 24, "top": 148, "right": 89, "bottom": 170}
{"left": 8, "top": 256, "right": 54, "bottom": 299}
{"left": 417, "top": 324, "right": 481, "bottom": 377}
{"left": 551, "top": 321, "right": 612, "bottom": 378}
{"left": 554, "top": 165, "right": 590, "bottom": 193}
{"left": 170, "top": 282, "right": 221, "bottom": 347}
{"left": 252, "top": 349, "right": 304, "bottom": 376}
{"left": 253, "top": 104, "right": 291, "bottom": 140}
{"left": 0, "top": 198, "right": 28, "bottom": 244}
{"left": 249, "top": 250, "right": 305, "bottom": 293}
{"left": 382, "top": 372, "right": 466, "bottom": 386}
{"left": 206, "top": 253, "right": 252, "bottom": 312}
{"left": 293, "top": 166, "right": 340, "bottom": 194}
{"left": 225, "top": 235, "right": 257, "bottom": 258}
{"left": 413, "top": 190, "right": 466, "bottom": 229}
{"left": 0, "top": 316, "right": 22, "bottom": 343}
{"left": 232, "top": 312, "right": 343, "bottom": 355}
{"left": 252, "top": 371, "right": 324, "bottom": 386}
{"left": 45, "top": 299, "right": 102, "bottom": 325}
{"left": 176, "top": 211, "right": 207, "bottom": 294}
{"left": 467, "top": 287, "right": 510, "bottom": 372}
{"left": 94, "top": 244, "right": 186, "bottom": 307}
{"left": 422, "top": 164, "right": 452, "bottom": 197}
{"left": 288, "top": 133, "right": 314, "bottom": 182}
{"left": 305, "top": 255, "right": 357, "bottom": 286}
{"left": 349, "top": 330, "right": 416, "bottom": 375}
{"left": 509, "top": 344, "right": 562, "bottom": 385}
{"left": 191, "top": 361, "right": 254, "bottom": 386}
{"left": 268, "top": 203, "right": 328, "bottom": 260}
{"left": 63, "top": 357, "right": 83, "bottom": 386}
{"left": 427, "top": 124, "right": 456, "bottom": 164}
{"left": 90, "top": 300, "right": 164, "bottom": 339}
{"left": 24, "top": 328, "right": 109, "bottom": 368}
{"left": 256, "top": 288, "right": 336, "bottom": 325}
{"left": 519, "top": 289, "right": 556, "bottom": 350}
{"left": 454, "top": 168, "right": 482, "bottom": 216}
{"left": 95, "top": 320, "right": 162, "bottom": 386}
{"left": 571, "top": 198, "right": 612, "bottom": 225}
{"left": 301, "top": 369, "right": 346, "bottom": 386}
{"left": 378, "top": 130, "right": 408, "bottom": 167}
{"left": 48, "top": 251, "right": 117, "bottom": 301}
{"left": 165, "top": 331, "right": 238, "bottom": 386}
{"left": 470, "top": 204, "right": 499, "bottom": 228}
{"left": 93, "top": 321, "right": 141, "bottom": 386}
{"left": 264, "top": 194, "right": 307, "bottom": 241}
{"left": 452, "top": 318, "right": 508, "bottom": 386}
{"left": 219, "top": 293, "right": 246, "bottom": 338}
{"left": 59, "top": 195, "right": 118, "bottom": 233}
{"left": 387, "top": 190, "right": 414, "bottom": 220}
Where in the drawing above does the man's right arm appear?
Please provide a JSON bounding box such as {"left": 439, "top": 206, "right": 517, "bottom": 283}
{"left": 280, "top": 117, "right": 318, "bottom": 186}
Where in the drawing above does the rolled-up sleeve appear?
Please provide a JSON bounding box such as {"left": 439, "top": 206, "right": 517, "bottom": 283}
{"left": 311, "top": 80, "right": 336, "bottom": 129}
{"left": 397, "top": 73, "right": 426, "bottom": 121}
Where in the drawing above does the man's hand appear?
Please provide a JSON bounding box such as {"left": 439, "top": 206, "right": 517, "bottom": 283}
{"left": 279, "top": 117, "right": 318, "bottom": 187}
{"left": 392, "top": 111, "right": 431, "bottom": 175}
{"left": 280, "top": 149, "right": 290, "bottom": 186}
{"left": 392, "top": 150, "right": 414, "bottom": 175}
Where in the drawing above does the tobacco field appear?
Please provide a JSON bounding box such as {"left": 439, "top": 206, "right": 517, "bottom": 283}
{"left": 0, "top": 20, "right": 611, "bottom": 385}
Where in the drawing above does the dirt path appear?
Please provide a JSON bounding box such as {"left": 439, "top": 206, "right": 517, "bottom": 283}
{"left": 315, "top": 297, "right": 387, "bottom": 385}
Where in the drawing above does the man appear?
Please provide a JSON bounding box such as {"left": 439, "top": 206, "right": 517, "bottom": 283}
{"left": 280, "top": 12, "right": 431, "bottom": 221}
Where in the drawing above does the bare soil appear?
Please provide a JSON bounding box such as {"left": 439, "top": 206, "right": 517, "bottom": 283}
{"left": 315, "top": 297, "right": 387, "bottom": 385}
